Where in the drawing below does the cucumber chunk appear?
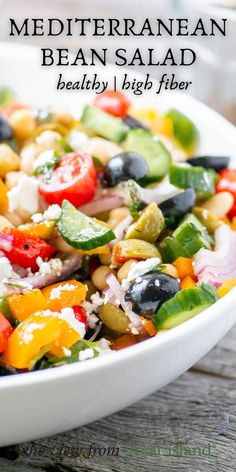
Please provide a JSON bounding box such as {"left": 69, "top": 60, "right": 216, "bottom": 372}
{"left": 81, "top": 105, "right": 129, "bottom": 143}
{"left": 124, "top": 128, "right": 171, "bottom": 181}
{"left": 57, "top": 200, "right": 115, "bottom": 250}
{"left": 159, "top": 213, "right": 212, "bottom": 262}
{"left": 169, "top": 164, "right": 218, "bottom": 200}
{"left": 165, "top": 108, "right": 198, "bottom": 150}
{"left": 153, "top": 284, "right": 219, "bottom": 330}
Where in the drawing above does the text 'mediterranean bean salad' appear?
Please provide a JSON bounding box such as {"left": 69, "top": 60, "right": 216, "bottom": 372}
{"left": 0, "top": 87, "right": 235, "bottom": 375}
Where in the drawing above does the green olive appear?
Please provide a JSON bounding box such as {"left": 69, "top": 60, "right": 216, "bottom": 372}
{"left": 193, "top": 207, "right": 220, "bottom": 234}
{"left": 126, "top": 203, "right": 164, "bottom": 243}
{"left": 112, "top": 238, "right": 161, "bottom": 265}
{"left": 99, "top": 302, "right": 130, "bottom": 333}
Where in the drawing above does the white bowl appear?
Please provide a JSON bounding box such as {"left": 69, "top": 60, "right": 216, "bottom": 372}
{"left": 0, "top": 42, "right": 236, "bottom": 447}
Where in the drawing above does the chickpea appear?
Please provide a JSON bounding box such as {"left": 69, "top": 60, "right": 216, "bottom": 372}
{"left": 20, "top": 143, "right": 39, "bottom": 175}
{"left": 162, "top": 264, "right": 178, "bottom": 279}
{"left": 85, "top": 137, "right": 122, "bottom": 166}
{"left": 5, "top": 171, "right": 25, "bottom": 190}
{"left": 9, "top": 109, "right": 36, "bottom": 141}
{"left": 117, "top": 259, "right": 137, "bottom": 283}
{"left": 50, "top": 230, "right": 73, "bottom": 253}
{"left": 99, "top": 249, "right": 112, "bottom": 266}
{"left": 107, "top": 207, "right": 130, "bottom": 229}
{"left": 53, "top": 111, "right": 73, "bottom": 127}
{"left": 0, "top": 144, "right": 20, "bottom": 178}
{"left": 200, "top": 192, "right": 234, "bottom": 219}
{"left": 0, "top": 215, "right": 14, "bottom": 231}
{"left": 91, "top": 265, "right": 115, "bottom": 291}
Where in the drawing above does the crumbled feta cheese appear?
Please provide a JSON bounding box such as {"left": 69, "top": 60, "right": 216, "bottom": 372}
{"left": 36, "top": 131, "right": 61, "bottom": 146}
{"left": 36, "top": 257, "right": 62, "bottom": 276}
{"left": 8, "top": 174, "right": 39, "bottom": 215}
{"left": 79, "top": 348, "right": 94, "bottom": 361}
{"left": 90, "top": 292, "right": 105, "bottom": 308}
{"left": 43, "top": 204, "right": 61, "bottom": 221}
{"left": 50, "top": 283, "right": 76, "bottom": 300}
{"left": 88, "top": 313, "right": 99, "bottom": 329}
{"left": 0, "top": 257, "right": 12, "bottom": 279}
{"left": 97, "top": 338, "right": 111, "bottom": 351}
{"left": 130, "top": 325, "right": 139, "bottom": 335}
{"left": 22, "top": 323, "right": 44, "bottom": 344}
{"left": 127, "top": 258, "right": 160, "bottom": 282}
{"left": 32, "top": 150, "right": 55, "bottom": 172}
{"left": 31, "top": 212, "right": 44, "bottom": 224}
{"left": 63, "top": 347, "right": 71, "bottom": 357}
{"left": 68, "top": 130, "right": 89, "bottom": 151}
{"left": 0, "top": 283, "right": 8, "bottom": 296}
{"left": 59, "top": 307, "right": 85, "bottom": 338}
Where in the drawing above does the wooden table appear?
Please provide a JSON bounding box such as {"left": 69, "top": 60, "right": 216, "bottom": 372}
{"left": 0, "top": 323, "right": 236, "bottom": 472}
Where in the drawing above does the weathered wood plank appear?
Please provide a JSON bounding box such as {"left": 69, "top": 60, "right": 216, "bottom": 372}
{"left": 1, "top": 325, "right": 236, "bottom": 472}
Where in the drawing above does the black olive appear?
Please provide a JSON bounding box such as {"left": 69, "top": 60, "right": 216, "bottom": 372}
{"left": 186, "top": 155, "right": 230, "bottom": 172}
{"left": 125, "top": 272, "right": 180, "bottom": 318}
{"left": 101, "top": 152, "right": 149, "bottom": 187}
{"left": 159, "top": 189, "right": 196, "bottom": 227}
{"left": 0, "top": 115, "right": 13, "bottom": 142}
{"left": 123, "top": 114, "right": 149, "bottom": 131}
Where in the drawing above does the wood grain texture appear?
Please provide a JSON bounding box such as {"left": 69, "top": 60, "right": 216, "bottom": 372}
{"left": 1, "top": 324, "right": 236, "bottom": 472}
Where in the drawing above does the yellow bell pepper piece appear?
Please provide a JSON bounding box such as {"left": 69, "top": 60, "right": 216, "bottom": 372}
{"left": 42, "top": 280, "right": 86, "bottom": 312}
{"left": 129, "top": 106, "right": 173, "bottom": 137}
{"left": 7, "top": 289, "right": 47, "bottom": 322}
{"left": 75, "top": 244, "right": 110, "bottom": 255}
{"left": 218, "top": 279, "right": 236, "bottom": 298}
{"left": 2, "top": 311, "right": 62, "bottom": 369}
{"left": 0, "top": 178, "right": 8, "bottom": 214}
{"left": 19, "top": 220, "right": 55, "bottom": 239}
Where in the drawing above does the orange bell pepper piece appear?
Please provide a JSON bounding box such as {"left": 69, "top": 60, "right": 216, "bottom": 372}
{"left": 218, "top": 279, "right": 236, "bottom": 298}
{"left": 173, "top": 257, "right": 195, "bottom": 280}
{"left": 143, "top": 319, "right": 157, "bottom": 337}
{"left": 7, "top": 289, "right": 47, "bottom": 321}
{"left": 2, "top": 311, "right": 62, "bottom": 369}
{"left": 0, "top": 312, "right": 13, "bottom": 353}
{"left": 0, "top": 178, "right": 8, "bottom": 214}
{"left": 50, "top": 318, "right": 82, "bottom": 357}
{"left": 110, "top": 334, "right": 138, "bottom": 351}
{"left": 180, "top": 275, "right": 196, "bottom": 290}
{"left": 42, "top": 280, "right": 86, "bottom": 312}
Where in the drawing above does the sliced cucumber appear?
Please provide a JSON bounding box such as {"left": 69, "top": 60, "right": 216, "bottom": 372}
{"left": 124, "top": 128, "right": 171, "bottom": 181}
{"left": 165, "top": 108, "right": 198, "bottom": 150}
{"left": 152, "top": 284, "right": 219, "bottom": 330}
{"left": 159, "top": 213, "right": 212, "bottom": 262}
{"left": 81, "top": 105, "right": 129, "bottom": 143}
{"left": 57, "top": 200, "right": 115, "bottom": 250}
{"left": 169, "top": 164, "right": 218, "bottom": 200}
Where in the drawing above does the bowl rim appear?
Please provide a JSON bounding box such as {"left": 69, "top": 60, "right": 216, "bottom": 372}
{"left": 0, "top": 41, "right": 236, "bottom": 390}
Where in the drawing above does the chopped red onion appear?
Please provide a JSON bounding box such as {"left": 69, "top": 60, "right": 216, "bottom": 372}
{"left": 106, "top": 272, "right": 141, "bottom": 325}
{"left": 4, "top": 253, "right": 83, "bottom": 291}
{"left": 110, "top": 214, "right": 133, "bottom": 248}
{"left": 0, "top": 233, "right": 13, "bottom": 252}
{"left": 78, "top": 196, "right": 123, "bottom": 216}
{"left": 194, "top": 224, "right": 236, "bottom": 287}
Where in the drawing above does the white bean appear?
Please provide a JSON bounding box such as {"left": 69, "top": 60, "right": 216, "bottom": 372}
{"left": 200, "top": 192, "right": 234, "bottom": 218}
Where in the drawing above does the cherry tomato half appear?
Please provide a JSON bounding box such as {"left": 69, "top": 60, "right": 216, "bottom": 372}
{"left": 39, "top": 152, "right": 97, "bottom": 207}
{"left": 93, "top": 91, "right": 131, "bottom": 118}
{"left": 73, "top": 305, "right": 88, "bottom": 330}
{"left": 0, "top": 228, "right": 55, "bottom": 272}
{"left": 216, "top": 169, "right": 236, "bottom": 219}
